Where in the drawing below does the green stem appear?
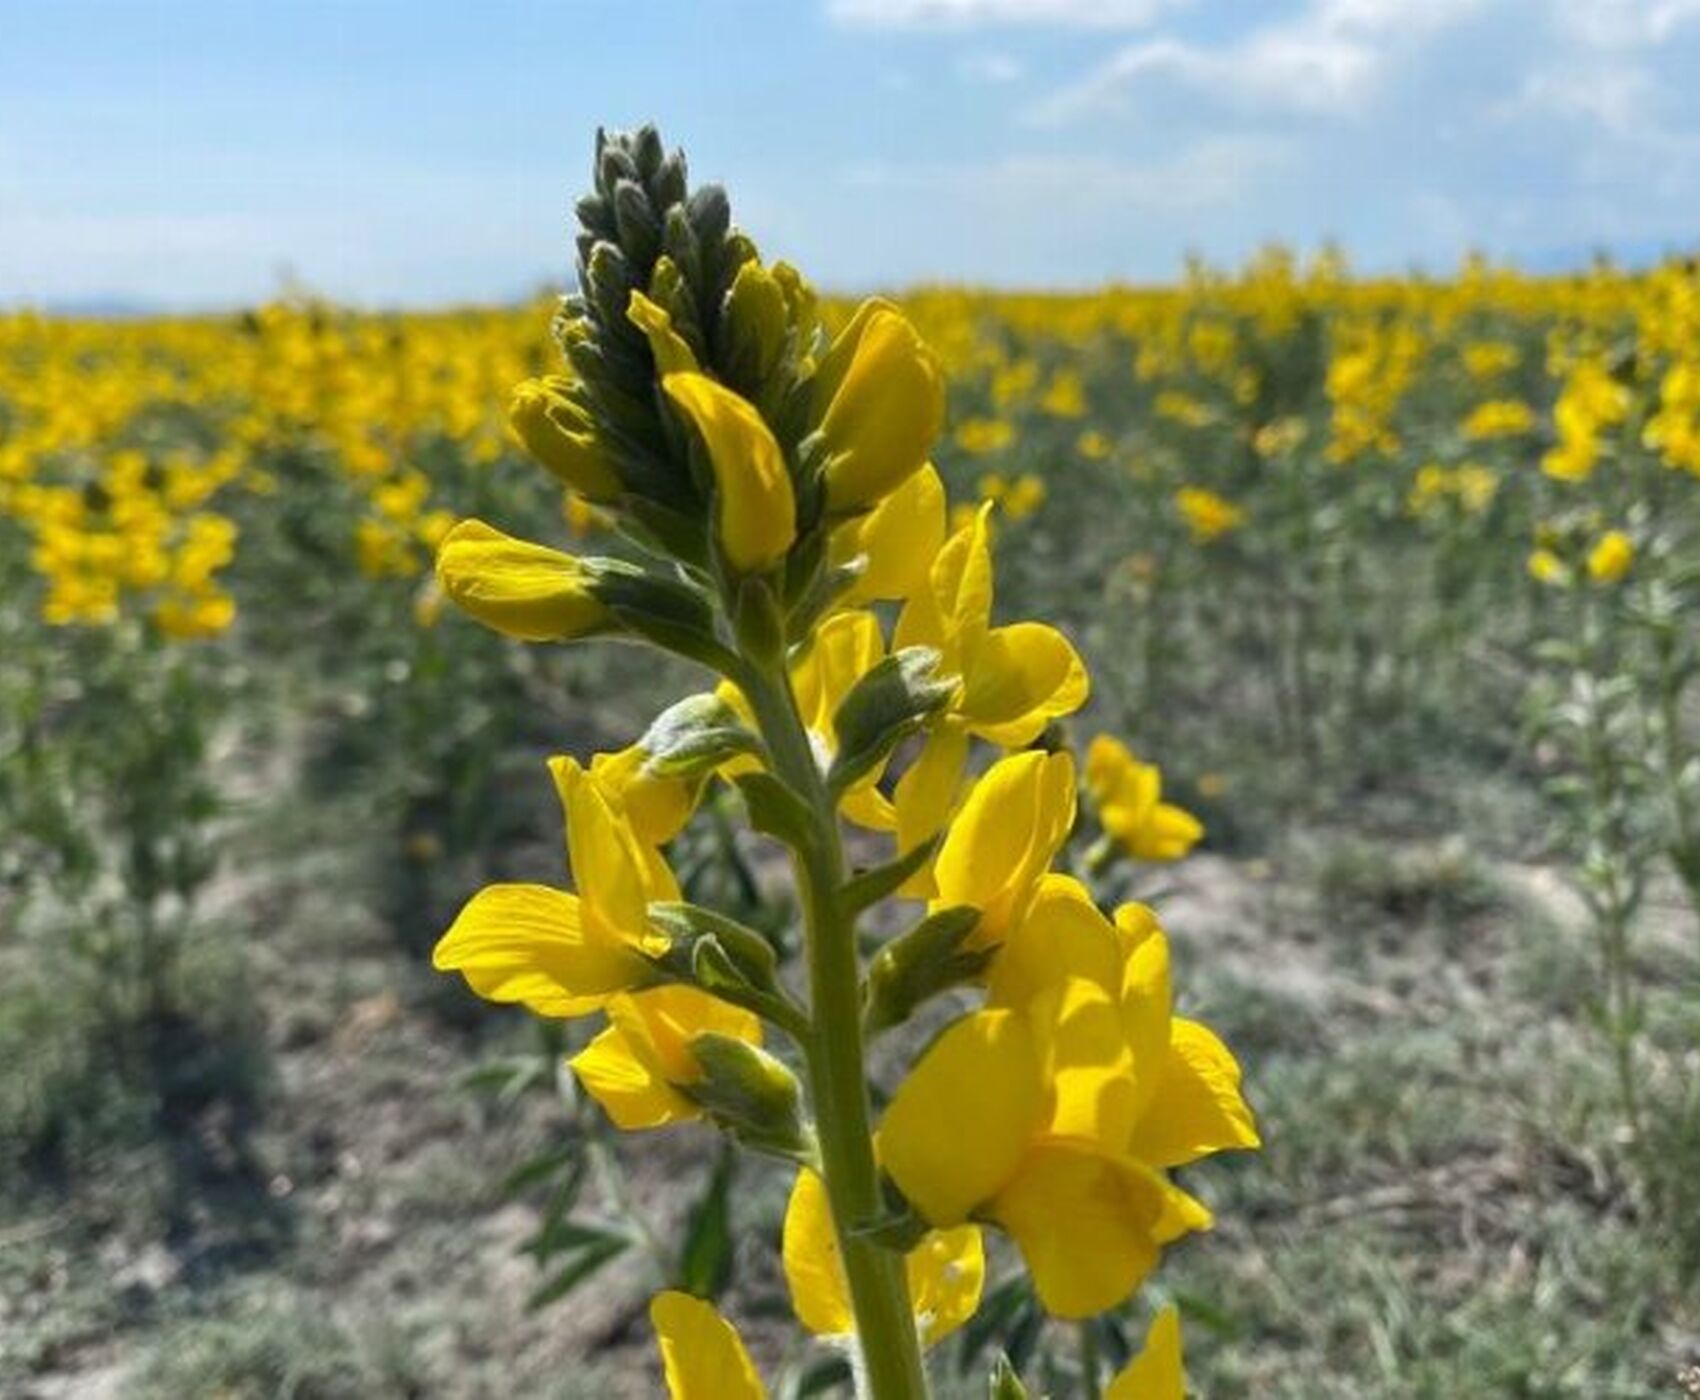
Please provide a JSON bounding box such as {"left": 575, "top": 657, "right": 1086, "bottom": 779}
{"left": 740, "top": 663, "right": 929, "bottom": 1400}
{"left": 1077, "top": 1319, "right": 1103, "bottom": 1400}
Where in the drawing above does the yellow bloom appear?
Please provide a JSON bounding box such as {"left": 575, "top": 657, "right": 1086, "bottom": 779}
{"left": 1106, "top": 1305, "right": 1185, "bottom": 1400}
{"left": 954, "top": 417, "right": 1015, "bottom": 456}
{"left": 1461, "top": 398, "right": 1534, "bottom": 440}
{"left": 880, "top": 1006, "right": 1213, "bottom": 1319}
{"left": 896, "top": 505, "right": 1088, "bottom": 750}
{"left": 435, "top": 518, "right": 611, "bottom": 642}
{"left": 1174, "top": 487, "right": 1243, "bottom": 544}
{"left": 651, "top": 1292, "right": 765, "bottom": 1400}
{"left": 1587, "top": 529, "right": 1634, "bottom": 584}
{"left": 781, "top": 1167, "right": 983, "bottom": 1345}
{"left": 832, "top": 462, "right": 947, "bottom": 605}
{"left": 628, "top": 291, "right": 701, "bottom": 375}
{"left": 508, "top": 377, "right": 621, "bottom": 501}
{"left": 571, "top": 985, "right": 761, "bottom": 1130}
{"left": 789, "top": 609, "right": 903, "bottom": 828}
{"left": 884, "top": 888, "right": 1257, "bottom": 1317}
{"left": 1077, "top": 428, "right": 1112, "bottom": 460}
{"left": 433, "top": 758, "right": 676, "bottom": 1016}
{"left": 557, "top": 746, "right": 697, "bottom": 848}
{"left": 930, "top": 749, "right": 1077, "bottom": 951}
{"left": 662, "top": 372, "right": 796, "bottom": 573}
{"left": 1527, "top": 547, "right": 1569, "bottom": 587}
{"left": 815, "top": 299, "right": 944, "bottom": 511}
{"left": 1086, "top": 736, "right": 1204, "bottom": 862}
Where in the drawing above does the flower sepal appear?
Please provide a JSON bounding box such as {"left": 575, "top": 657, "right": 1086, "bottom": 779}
{"left": 683, "top": 1033, "right": 812, "bottom": 1160}
{"left": 862, "top": 904, "right": 990, "bottom": 1037}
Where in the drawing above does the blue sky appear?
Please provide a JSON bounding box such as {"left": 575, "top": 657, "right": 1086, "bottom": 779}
{"left": 4, "top": 0, "right": 1699, "bottom": 307}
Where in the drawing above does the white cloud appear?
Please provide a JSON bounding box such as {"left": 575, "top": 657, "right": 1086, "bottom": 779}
{"left": 957, "top": 51, "right": 1025, "bottom": 82}
{"left": 1027, "top": 0, "right": 1486, "bottom": 125}
{"left": 828, "top": 0, "right": 1178, "bottom": 28}
{"left": 843, "top": 134, "right": 1290, "bottom": 211}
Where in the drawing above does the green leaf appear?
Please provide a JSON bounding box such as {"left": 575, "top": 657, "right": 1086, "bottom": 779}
{"left": 526, "top": 1234, "right": 630, "bottom": 1310}
{"left": 640, "top": 693, "right": 761, "bottom": 779}
{"left": 734, "top": 771, "right": 816, "bottom": 849}
{"left": 863, "top": 905, "right": 989, "bottom": 1037}
{"left": 838, "top": 833, "right": 942, "bottom": 916}
{"left": 779, "top": 1353, "right": 855, "bottom": 1400}
{"left": 987, "top": 1355, "right": 1029, "bottom": 1400}
{"left": 676, "top": 1147, "right": 737, "bottom": 1299}
{"left": 828, "top": 646, "right": 957, "bottom": 796}
{"left": 500, "top": 1142, "right": 583, "bottom": 1199}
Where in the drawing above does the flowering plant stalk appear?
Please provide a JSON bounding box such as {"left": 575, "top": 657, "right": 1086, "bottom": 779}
{"left": 429, "top": 125, "right": 1258, "bottom": 1398}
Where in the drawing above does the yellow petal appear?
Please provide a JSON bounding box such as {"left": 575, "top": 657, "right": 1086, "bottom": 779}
{"left": 818, "top": 303, "right": 944, "bottom": 511}
{"left": 989, "top": 874, "right": 1126, "bottom": 1011}
{"left": 1105, "top": 1305, "right": 1186, "bottom": 1400}
{"left": 880, "top": 1010, "right": 1046, "bottom": 1226}
{"left": 432, "top": 884, "right": 645, "bottom": 1016}
{"left": 991, "top": 1141, "right": 1201, "bottom": 1319}
{"left": 792, "top": 610, "right": 885, "bottom": 739}
{"left": 662, "top": 372, "right": 795, "bottom": 573}
{"left": 573, "top": 986, "right": 761, "bottom": 1132}
{"left": 781, "top": 1168, "right": 985, "bottom": 1346}
{"left": 1115, "top": 903, "right": 1174, "bottom": 1126}
{"left": 555, "top": 756, "right": 676, "bottom": 950}
{"left": 507, "top": 378, "right": 621, "bottom": 500}
{"left": 628, "top": 291, "right": 701, "bottom": 375}
{"left": 650, "top": 1292, "right": 766, "bottom": 1400}
{"left": 959, "top": 622, "right": 1090, "bottom": 747}
{"left": 907, "top": 1221, "right": 986, "bottom": 1346}
{"left": 1126, "top": 1018, "right": 1261, "bottom": 1168}
{"left": 1036, "top": 976, "right": 1140, "bottom": 1146}
{"left": 891, "top": 724, "right": 971, "bottom": 894}
{"left": 837, "top": 463, "right": 947, "bottom": 605}
{"left": 570, "top": 1020, "right": 698, "bottom": 1130}
{"left": 781, "top": 1168, "right": 855, "bottom": 1336}
{"left": 434, "top": 518, "right": 610, "bottom": 642}
{"left": 932, "top": 750, "right": 1077, "bottom": 950}
{"left": 580, "top": 745, "right": 698, "bottom": 847}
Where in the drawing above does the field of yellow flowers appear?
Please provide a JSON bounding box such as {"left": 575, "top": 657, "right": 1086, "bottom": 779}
{"left": 3, "top": 133, "right": 1699, "bottom": 1396}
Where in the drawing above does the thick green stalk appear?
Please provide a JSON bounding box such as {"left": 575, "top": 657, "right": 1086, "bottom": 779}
{"left": 740, "top": 663, "right": 930, "bottom": 1399}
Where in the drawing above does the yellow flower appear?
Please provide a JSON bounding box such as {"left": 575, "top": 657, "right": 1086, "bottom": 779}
{"left": 1077, "top": 428, "right": 1112, "bottom": 460}
{"left": 832, "top": 462, "right": 947, "bottom": 605}
{"left": 883, "top": 888, "right": 1257, "bottom": 1318}
{"left": 1086, "top": 736, "right": 1204, "bottom": 862}
{"left": 435, "top": 518, "right": 611, "bottom": 642}
{"left": 662, "top": 372, "right": 796, "bottom": 573}
{"left": 1527, "top": 547, "right": 1569, "bottom": 587}
{"left": 651, "top": 1292, "right": 766, "bottom": 1400}
{"left": 897, "top": 504, "right": 1088, "bottom": 748}
{"left": 433, "top": 758, "right": 676, "bottom": 1016}
{"left": 789, "top": 609, "right": 904, "bottom": 827}
{"left": 930, "top": 749, "right": 1077, "bottom": 951}
{"left": 954, "top": 417, "right": 1015, "bottom": 456}
{"left": 1106, "top": 1305, "right": 1185, "bottom": 1400}
{"left": 628, "top": 291, "right": 701, "bottom": 375}
{"left": 1461, "top": 398, "right": 1535, "bottom": 440}
{"left": 571, "top": 985, "right": 761, "bottom": 1130}
{"left": 508, "top": 377, "right": 621, "bottom": 501}
{"left": 816, "top": 300, "right": 944, "bottom": 510}
{"left": 879, "top": 1006, "right": 1212, "bottom": 1319}
{"left": 557, "top": 747, "right": 697, "bottom": 848}
{"left": 781, "top": 1167, "right": 983, "bottom": 1345}
{"left": 1587, "top": 529, "right": 1634, "bottom": 584}
{"left": 1174, "top": 487, "right": 1243, "bottom": 544}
